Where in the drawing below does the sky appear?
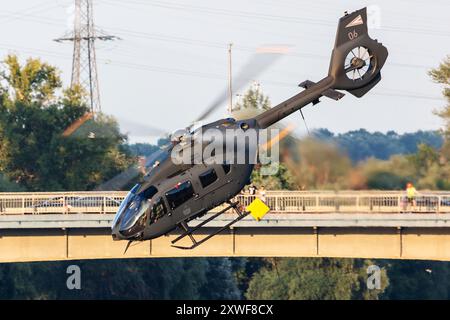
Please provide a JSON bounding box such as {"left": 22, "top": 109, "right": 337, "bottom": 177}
{"left": 1, "top": 0, "right": 450, "bottom": 142}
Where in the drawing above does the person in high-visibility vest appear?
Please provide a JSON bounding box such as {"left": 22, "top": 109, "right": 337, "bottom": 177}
{"left": 406, "top": 182, "right": 417, "bottom": 211}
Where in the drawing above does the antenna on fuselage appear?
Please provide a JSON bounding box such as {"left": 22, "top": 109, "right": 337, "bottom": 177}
{"left": 228, "top": 43, "right": 233, "bottom": 115}
{"left": 299, "top": 109, "right": 311, "bottom": 136}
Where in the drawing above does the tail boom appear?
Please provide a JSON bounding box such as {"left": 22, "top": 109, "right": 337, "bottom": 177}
{"left": 254, "top": 7, "right": 388, "bottom": 129}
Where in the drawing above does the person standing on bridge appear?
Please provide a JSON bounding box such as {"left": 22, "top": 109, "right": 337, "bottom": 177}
{"left": 406, "top": 182, "right": 418, "bottom": 211}
{"left": 248, "top": 184, "right": 257, "bottom": 196}
{"left": 259, "top": 185, "right": 267, "bottom": 203}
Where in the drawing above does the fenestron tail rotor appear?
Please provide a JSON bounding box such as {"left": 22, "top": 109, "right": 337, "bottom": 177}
{"left": 344, "top": 46, "right": 374, "bottom": 81}
{"left": 327, "top": 7, "right": 388, "bottom": 97}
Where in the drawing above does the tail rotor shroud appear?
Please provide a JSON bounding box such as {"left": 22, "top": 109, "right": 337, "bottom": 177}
{"left": 328, "top": 7, "right": 388, "bottom": 97}
{"left": 255, "top": 7, "right": 388, "bottom": 129}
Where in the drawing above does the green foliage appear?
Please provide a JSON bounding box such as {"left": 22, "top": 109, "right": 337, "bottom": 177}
{"left": 314, "top": 128, "right": 443, "bottom": 163}
{"left": 126, "top": 143, "right": 161, "bottom": 157}
{"left": 233, "top": 83, "right": 271, "bottom": 112}
{"left": 245, "top": 258, "right": 387, "bottom": 300}
{"left": 284, "top": 138, "right": 353, "bottom": 190}
{"left": 358, "top": 143, "right": 447, "bottom": 190}
{"left": 0, "top": 55, "right": 62, "bottom": 104}
{"left": 199, "top": 259, "right": 241, "bottom": 299}
{"left": 380, "top": 260, "right": 450, "bottom": 300}
{"left": 231, "top": 258, "right": 269, "bottom": 295}
{"left": 0, "top": 174, "right": 23, "bottom": 192}
{"left": 0, "top": 55, "right": 132, "bottom": 191}
{"left": 366, "top": 171, "right": 409, "bottom": 190}
{"left": 0, "top": 258, "right": 241, "bottom": 300}
{"left": 407, "top": 143, "right": 440, "bottom": 176}
{"left": 251, "top": 163, "right": 294, "bottom": 190}
{"left": 429, "top": 56, "right": 450, "bottom": 159}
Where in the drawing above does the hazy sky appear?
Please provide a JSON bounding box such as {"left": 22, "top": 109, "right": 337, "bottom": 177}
{"left": 1, "top": 0, "right": 450, "bottom": 142}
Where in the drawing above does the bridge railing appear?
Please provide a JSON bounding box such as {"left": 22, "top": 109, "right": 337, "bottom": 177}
{"left": 1, "top": 191, "right": 450, "bottom": 215}
{"left": 0, "top": 192, "right": 125, "bottom": 215}
{"left": 227, "top": 194, "right": 450, "bottom": 214}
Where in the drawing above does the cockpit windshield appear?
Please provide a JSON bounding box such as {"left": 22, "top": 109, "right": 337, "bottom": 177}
{"left": 120, "top": 192, "right": 150, "bottom": 231}
{"left": 111, "top": 184, "right": 158, "bottom": 238}
{"left": 111, "top": 184, "right": 139, "bottom": 229}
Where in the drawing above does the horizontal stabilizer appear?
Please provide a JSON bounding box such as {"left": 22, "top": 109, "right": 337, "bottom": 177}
{"left": 299, "top": 80, "right": 345, "bottom": 101}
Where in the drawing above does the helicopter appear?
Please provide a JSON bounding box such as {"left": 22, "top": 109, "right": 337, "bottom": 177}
{"left": 111, "top": 7, "right": 388, "bottom": 250}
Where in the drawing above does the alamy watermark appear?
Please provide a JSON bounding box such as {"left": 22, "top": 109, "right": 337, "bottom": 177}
{"left": 367, "top": 5, "right": 382, "bottom": 29}
{"left": 66, "top": 265, "right": 81, "bottom": 290}
{"left": 167, "top": 127, "right": 281, "bottom": 176}
{"left": 366, "top": 265, "right": 381, "bottom": 290}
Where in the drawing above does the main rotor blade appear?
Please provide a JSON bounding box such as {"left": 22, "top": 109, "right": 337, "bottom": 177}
{"left": 95, "top": 149, "right": 167, "bottom": 191}
{"left": 95, "top": 165, "right": 141, "bottom": 191}
{"left": 260, "top": 123, "right": 296, "bottom": 151}
{"left": 119, "top": 118, "right": 168, "bottom": 138}
{"left": 193, "top": 45, "right": 290, "bottom": 123}
{"left": 62, "top": 114, "right": 168, "bottom": 140}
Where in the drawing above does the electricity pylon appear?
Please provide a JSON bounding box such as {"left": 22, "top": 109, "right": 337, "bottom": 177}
{"left": 55, "top": 0, "right": 119, "bottom": 113}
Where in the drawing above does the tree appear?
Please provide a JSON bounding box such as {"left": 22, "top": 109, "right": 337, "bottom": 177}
{"left": 429, "top": 56, "right": 450, "bottom": 158}
{"left": 251, "top": 163, "right": 295, "bottom": 190}
{"left": 314, "top": 128, "right": 443, "bottom": 163}
{"left": 245, "top": 258, "right": 388, "bottom": 300}
{"left": 0, "top": 174, "right": 23, "bottom": 192}
{"left": 126, "top": 143, "right": 160, "bottom": 157}
{"left": 0, "top": 258, "right": 244, "bottom": 300}
{"left": 284, "top": 138, "right": 353, "bottom": 190}
{"left": 0, "top": 55, "right": 62, "bottom": 105}
{"left": 231, "top": 83, "right": 271, "bottom": 121}
{"left": 380, "top": 260, "right": 450, "bottom": 300}
{"left": 233, "top": 82, "right": 271, "bottom": 112}
{"left": 366, "top": 171, "right": 408, "bottom": 190}
{"left": 0, "top": 55, "right": 132, "bottom": 191}
{"left": 199, "top": 258, "right": 241, "bottom": 300}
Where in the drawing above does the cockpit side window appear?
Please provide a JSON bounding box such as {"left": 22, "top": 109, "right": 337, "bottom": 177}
{"left": 142, "top": 186, "right": 158, "bottom": 200}
{"left": 150, "top": 197, "right": 167, "bottom": 224}
{"left": 165, "top": 181, "right": 195, "bottom": 210}
{"left": 199, "top": 169, "right": 218, "bottom": 188}
{"left": 222, "top": 164, "right": 231, "bottom": 174}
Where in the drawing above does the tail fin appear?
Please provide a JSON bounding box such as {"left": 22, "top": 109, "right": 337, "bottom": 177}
{"left": 328, "top": 8, "right": 388, "bottom": 97}
{"left": 254, "top": 8, "right": 388, "bottom": 129}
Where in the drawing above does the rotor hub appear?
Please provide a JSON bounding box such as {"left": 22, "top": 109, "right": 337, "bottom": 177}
{"left": 345, "top": 46, "right": 373, "bottom": 81}
{"left": 350, "top": 57, "right": 366, "bottom": 69}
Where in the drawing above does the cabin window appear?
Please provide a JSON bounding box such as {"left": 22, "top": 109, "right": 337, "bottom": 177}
{"left": 165, "top": 181, "right": 195, "bottom": 209}
{"left": 199, "top": 169, "right": 218, "bottom": 188}
{"left": 150, "top": 197, "right": 167, "bottom": 224}
{"left": 222, "top": 164, "right": 231, "bottom": 174}
{"left": 142, "top": 186, "right": 158, "bottom": 200}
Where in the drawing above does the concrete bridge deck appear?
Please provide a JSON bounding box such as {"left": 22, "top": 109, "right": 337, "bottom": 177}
{"left": 1, "top": 191, "right": 450, "bottom": 263}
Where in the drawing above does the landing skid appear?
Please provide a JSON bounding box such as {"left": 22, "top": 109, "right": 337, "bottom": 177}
{"left": 171, "top": 201, "right": 249, "bottom": 250}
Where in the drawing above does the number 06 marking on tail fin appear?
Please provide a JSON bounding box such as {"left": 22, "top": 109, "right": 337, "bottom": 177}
{"left": 348, "top": 30, "right": 358, "bottom": 40}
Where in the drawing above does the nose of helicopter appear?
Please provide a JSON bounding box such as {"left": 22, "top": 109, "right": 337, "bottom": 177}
{"left": 111, "top": 224, "right": 122, "bottom": 241}
{"left": 111, "top": 210, "right": 141, "bottom": 241}
{"left": 111, "top": 215, "right": 143, "bottom": 241}
{"left": 111, "top": 195, "right": 148, "bottom": 241}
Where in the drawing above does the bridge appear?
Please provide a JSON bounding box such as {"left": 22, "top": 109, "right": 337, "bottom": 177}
{"left": 1, "top": 191, "right": 450, "bottom": 263}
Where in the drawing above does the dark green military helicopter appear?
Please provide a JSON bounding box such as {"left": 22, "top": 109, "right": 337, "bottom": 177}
{"left": 111, "top": 7, "right": 388, "bottom": 250}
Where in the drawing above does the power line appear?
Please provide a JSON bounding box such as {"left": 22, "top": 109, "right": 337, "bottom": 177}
{"left": 100, "top": 0, "right": 450, "bottom": 37}
{"left": 0, "top": 3, "right": 442, "bottom": 70}
{"left": 0, "top": 1, "right": 58, "bottom": 25}
{"left": 107, "top": 27, "right": 434, "bottom": 70}
{"left": 0, "top": 41, "right": 442, "bottom": 103}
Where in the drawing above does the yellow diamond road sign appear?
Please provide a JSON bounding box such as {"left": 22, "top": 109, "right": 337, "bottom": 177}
{"left": 247, "top": 198, "right": 270, "bottom": 221}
